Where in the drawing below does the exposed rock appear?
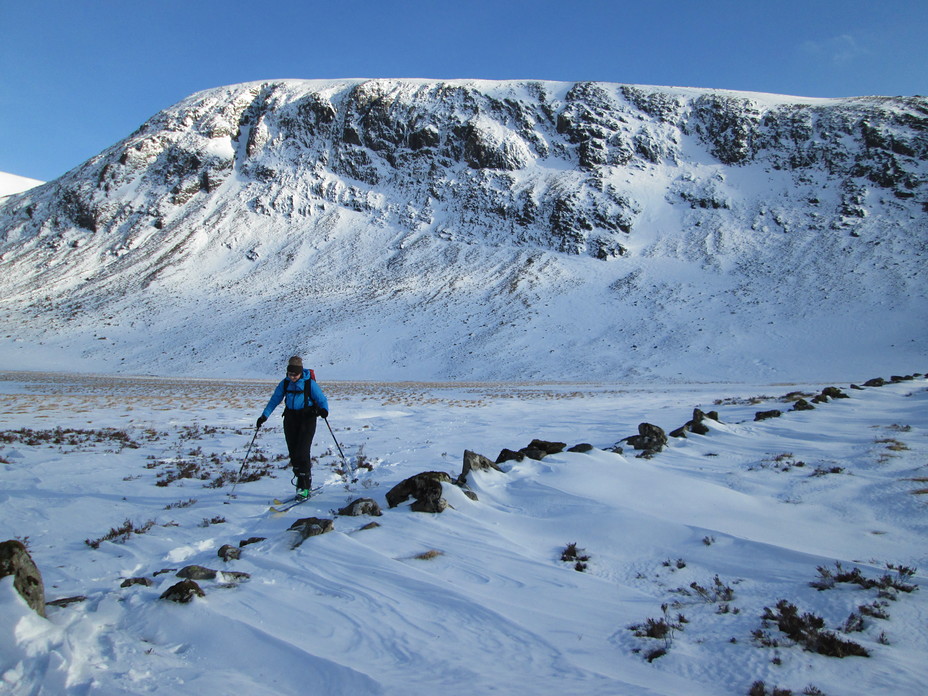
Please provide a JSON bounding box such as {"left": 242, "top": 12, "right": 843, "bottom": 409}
{"left": 239, "top": 536, "right": 266, "bottom": 547}
{"left": 218, "top": 544, "right": 242, "bottom": 562}
{"left": 863, "top": 377, "right": 886, "bottom": 387}
{"left": 338, "top": 498, "right": 383, "bottom": 517}
{"left": 288, "top": 517, "right": 335, "bottom": 546}
{"left": 755, "top": 409, "right": 782, "bottom": 421}
{"left": 218, "top": 571, "right": 251, "bottom": 584}
{"left": 670, "top": 408, "right": 716, "bottom": 438}
{"left": 176, "top": 565, "right": 217, "bottom": 580}
{"left": 386, "top": 471, "right": 452, "bottom": 511}
{"left": 526, "top": 439, "right": 567, "bottom": 455}
{"left": 0, "top": 539, "right": 46, "bottom": 617}
{"left": 568, "top": 443, "right": 594, "bottom": 453}
{"left": 519, "top": 445, "right": 549, "bottom": 461}
{"left": 820, "top": 386, "right": 850, "bottom": 399}
{"left": 46, "top": 595, "right": 86, "bottom": 608}
{"left": 160, "top": 579, "right": 205, "bottom": 603}
{"left": 790, "top": 399, "right": 815, "bottom": 411}
{"left": 120, "top": 576, "right": 153, "bottom": 588}
{"left": 457, "top": 449, "right": 501, "bottom": 485}
{"left": 411, "top": 493, "right": 448, "bottom": 514}
{"left": 495, "top": 448, "right": 525, "bottom": 465}
{"left": 623, "top": 423, "right": 668, "bottom": 453}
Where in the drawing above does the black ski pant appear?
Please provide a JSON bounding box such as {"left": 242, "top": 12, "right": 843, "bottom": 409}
{"left": 283, "top": 410, "right": 317, "bottom": 486}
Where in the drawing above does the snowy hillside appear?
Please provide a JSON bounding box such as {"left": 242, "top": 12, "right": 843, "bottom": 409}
{"left": 0, "top": 79, "right": 925, "bottom": 381}
{"left": 0, "top": 172, "right": 43, "bottom": 198}
{"left": 1, "top": 372, "right": 926, "bottom": 694}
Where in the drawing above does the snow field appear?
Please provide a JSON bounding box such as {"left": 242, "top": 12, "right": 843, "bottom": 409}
{"left": 1, "top": 372, "right": 927, "bottom": 694}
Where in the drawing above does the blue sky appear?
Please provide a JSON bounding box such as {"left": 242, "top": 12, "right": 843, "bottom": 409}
{"left": 1, "top": 0, "right": 925, "bottom": 181}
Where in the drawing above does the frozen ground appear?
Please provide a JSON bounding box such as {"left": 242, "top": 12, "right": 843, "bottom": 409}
{"left": 1, "top": 371, "right": 927, "bottom": 695}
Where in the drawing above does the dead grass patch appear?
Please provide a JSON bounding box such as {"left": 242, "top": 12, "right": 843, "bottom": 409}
{"left": 412, "top": 549, "right": 444, "bottom": 561}
{"left": 875, "top": 438, "right": 909, "bottom": 451}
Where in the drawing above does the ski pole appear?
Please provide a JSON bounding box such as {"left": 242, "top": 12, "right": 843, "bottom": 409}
{"left": 324, "top": 417, "right": 355, "bottom": 483}
{"left": 227, "top": 426, "right": 260, "bottom": 500}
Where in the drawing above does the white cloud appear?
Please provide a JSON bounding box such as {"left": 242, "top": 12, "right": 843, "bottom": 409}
{"left": 800, "top": 34, "right": 870, "bottom": 66}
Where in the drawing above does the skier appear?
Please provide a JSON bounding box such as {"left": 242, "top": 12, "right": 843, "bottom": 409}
{"left": 256, "top": 356, "right": 329, "bottom": 499}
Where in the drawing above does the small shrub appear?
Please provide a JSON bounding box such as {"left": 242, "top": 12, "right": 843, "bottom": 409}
{"left": 644, "top": 647, "right": 667, "bottom": 662}
{"left": 561, "top": 542, "right": 591, "bottom": 572}
{"left": 811, "top": 562, "right": 917, "bottom": 594}
{"left": 85, "top": 518, "right": 157, "bottom": 549}
{"left": 749, "top": 685, "right": 828, "bottom": 696}
{"left": 809, "top": 465, "right": 844, "bottom": 477}
{"left": 690, "top": 575, "right": 735, "bottom": 604}
{"left": 628, "top": 605, "right": 687, "bottom": 662}
{"left": 199, "top": 516, "right": 227, "bottom": 527}
{"left": 164, "top": 498, "right": 198, "bottom": 510}
{"left": 858, "top": 601, "right": 890, "bottom": 620}
{"left": 841, "top": 611, "right": 865, "bottom": 633}
{"left": 760, "top": 600, "right": 869, "bottom": 658}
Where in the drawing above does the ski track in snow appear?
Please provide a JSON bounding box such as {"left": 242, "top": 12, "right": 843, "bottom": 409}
{"left": 1, "top": 373, "right": 927, "bottom": 694}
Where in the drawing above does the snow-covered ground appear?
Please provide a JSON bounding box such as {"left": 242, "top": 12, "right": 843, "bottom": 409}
{"left": 0, "top": 172, "right": 43, "bottom": 198}
{"left": 1, "top": 371, "right": 926, "bottom": 695}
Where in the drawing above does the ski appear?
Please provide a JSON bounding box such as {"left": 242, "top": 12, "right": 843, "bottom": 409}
{"left": 269, "top": 486, "right": 322, "bottom": 514}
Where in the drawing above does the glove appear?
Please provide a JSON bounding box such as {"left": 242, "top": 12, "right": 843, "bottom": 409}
{"left": 256, "top": 415, "right": 267, "bottom": 429}
{"left": 318, "top": 408, "right": 328, "bottom": 419}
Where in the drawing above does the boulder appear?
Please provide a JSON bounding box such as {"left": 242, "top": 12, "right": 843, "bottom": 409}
{"left": 457, "top": 450, "right": 501, "bottom": 485}
{"left": 218, "top": 571, "right": 251, "bottom": 584}
{"left": 519, "top": 445, "right": 548, "bottom": 461}
{"left": 863, "top": 377, "right": 886, "bottom": 387}
{"left": 386, "top": 472, "right": 452, "bottom": 511}
{"left": 790, "top": 398, "right": 815, "bottom": 411}
{"left": 0, "top": 539, "right": 45, "bottom": 617}
{"left": 288, "top": 517, "right": 335, "bottom": 546}
{"left": 176, "top": 565, "right": 217, "bottom": 580}
{"left": 120, "top": 577, "right": 153, "bottom": 588}
{"left": 160, "top": 579, "right": 205, "bottom": 603}
{"left": 568, "top": 443, "right": 594, "bottom": 453}
{"left": 754, "top": 409, "right": 782, "bottom": 421}
{"left": 526, "top": 439, "right": 567, "bottom": 455}
{"left": 623, "top": 423, "right": 668, "bottom": 453}
{"left": 338, "top": 498, "right": 383, "bottom": 517}
{"left": 671, "top": 408, "right": 716, "bottom": 438}
{"left": 218, "top": 545, "right": 242, "bottom": 562}
{"left": 495, "top": 448, "right": 525, "bottom": 464}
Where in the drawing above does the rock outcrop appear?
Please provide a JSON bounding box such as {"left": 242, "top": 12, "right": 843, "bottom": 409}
{"left": 0, "top": 540, "right": 46, "bottom": 617}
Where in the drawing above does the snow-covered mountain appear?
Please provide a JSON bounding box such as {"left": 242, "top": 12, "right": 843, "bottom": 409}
{"left": 0, "top": 79, "right": 925, "bottom": 380}
{"left": 0, "top": 172, "right": 43, "bottom": 198}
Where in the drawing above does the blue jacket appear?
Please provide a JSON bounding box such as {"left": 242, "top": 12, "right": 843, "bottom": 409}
{"left": 262, "top": 369, "right": 329, "bottom": 419}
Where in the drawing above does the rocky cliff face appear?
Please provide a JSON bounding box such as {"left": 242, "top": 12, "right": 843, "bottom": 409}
{"left": 0, "top": 79, "right": 925, "bottom": 380}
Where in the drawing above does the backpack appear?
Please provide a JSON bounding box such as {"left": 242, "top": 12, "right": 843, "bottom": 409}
{"left": 282, "top": 369, "right": 318, "bottom": 414}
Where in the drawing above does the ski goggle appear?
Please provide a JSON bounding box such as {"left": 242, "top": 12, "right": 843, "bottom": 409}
{"left": 286, "top": 367, "right": 301, "bottom": 375}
